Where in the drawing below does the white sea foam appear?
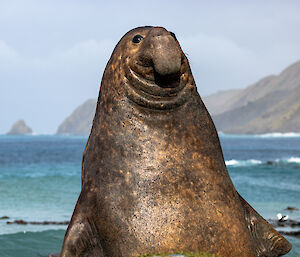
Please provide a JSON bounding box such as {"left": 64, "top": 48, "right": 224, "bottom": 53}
{"left": 274, "top": 157, "right": 300, "bottom": 164}
{"left": 257, "top": 132, "right": 300, "bottom": 138}
{"left": 225, "top": 157, "right": 300, "bottom": 167}
{"left": 225, "top": 159, "right": 262, "bottom": 167}
{"left": 287, "top": 157, "right": 300, "bottom": 163}
{"left": 225, "top": 160, "right": 239, "bottom": 166}
{"left": 31, "top": 132, "right": 55, "bottom": 136}
{"left": 218, "top": 132, "right": 300, "bottom": 138}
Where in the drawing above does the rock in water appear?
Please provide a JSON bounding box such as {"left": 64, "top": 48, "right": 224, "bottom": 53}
{"left": 56, "top": 99, "right": 97, "bottom": 135}
{"left": 57, "top": 27, "right": 291, "bottom": 257}
{"left": 7, "top": 120, "right": 32, "bottom": 135}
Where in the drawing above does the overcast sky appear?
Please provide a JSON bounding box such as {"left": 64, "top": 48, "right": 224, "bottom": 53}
{"left": 1, "top": 0, "right": 300, "bottom": 134}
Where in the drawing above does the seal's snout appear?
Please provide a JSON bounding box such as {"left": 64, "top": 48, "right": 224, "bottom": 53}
{"left": 152, "top": 34, "right": 182, "bottom": 76}
{"left": 138, "top": 28, "right": 182, "bottom": 77}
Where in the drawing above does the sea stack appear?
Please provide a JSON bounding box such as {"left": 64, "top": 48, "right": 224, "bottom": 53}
{"left": 56, "top": 99, "right": 97, "bottom": 135}
{"left": 7, "top": 120, "right": 33, "bottom": 135}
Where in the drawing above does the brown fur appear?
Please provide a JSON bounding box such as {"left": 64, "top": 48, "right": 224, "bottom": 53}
{"left": 58, "top": 27, "right": 291, "bottom": 257}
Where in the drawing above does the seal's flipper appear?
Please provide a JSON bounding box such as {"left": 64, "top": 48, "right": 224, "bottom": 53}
{"left": 60, "top": 193, "right": 104, "bottom": 257}
{"left": 60, "top": 216, "right": 104, "bottom": 257}
{"left": 238, "top": 193, "right": 292, "bottom": 257}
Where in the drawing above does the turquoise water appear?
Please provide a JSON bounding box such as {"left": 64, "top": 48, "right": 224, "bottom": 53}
{"left": 0, "top": 134, "right": 299, "bottom": 256}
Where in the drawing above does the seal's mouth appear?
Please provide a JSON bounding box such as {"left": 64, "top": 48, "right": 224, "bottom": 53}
{"left": 122, "top": 57, "right": 192, "bottom": 110}
{"left": 129, "top": 58, "right": 186, "bottom": 94}
{"left": 154, "top": 70, "right": 181, "bottom": 89}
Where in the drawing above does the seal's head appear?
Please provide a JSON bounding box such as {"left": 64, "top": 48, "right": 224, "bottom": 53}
{"left": 102, "top": 26, "right": 196, "bottom": 110}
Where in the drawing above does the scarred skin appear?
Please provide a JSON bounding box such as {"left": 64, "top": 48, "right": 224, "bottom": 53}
{"left": 55, "top": 27, "right": 291, "bottom": 257}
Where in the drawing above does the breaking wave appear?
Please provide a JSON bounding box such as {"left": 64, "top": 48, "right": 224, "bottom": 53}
{"left": 218, "top": 132, "right": 300, "bottom": 138}
{"left": 258, "top": 133, "right": 300, "bottom": 138}
{"left": 225, "top": 159, "right": 262, "bottom": 166}
{"left": 280, "top": 157, "right": 300, "bottom": 164}
{"left": 225, "top": 157, "right": 300, "bottom": 167}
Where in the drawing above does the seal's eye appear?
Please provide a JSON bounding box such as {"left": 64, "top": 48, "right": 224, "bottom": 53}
{"left": 132, "top": 35, "right": 144, "bottom": 44}
{"left": 170, "top": 32, "right": 177, "bottom": 40}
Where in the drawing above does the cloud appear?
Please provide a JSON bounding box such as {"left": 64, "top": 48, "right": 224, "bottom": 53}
{"left": 0, "top": 38, "right": 115, "bottom": 87}
{"left": 182, "top": 33, "right": 255, "bottom": 68}
{"left": 0, "top": 40, "right": 20, "bottom": 69}
{"left": 180, "top": 30, "right": 300, "bottom": 96}
{"left": 180, "top": 33, "right": 259, "bottom": 95}
{"left": 57, "top": 39, "right": 115, "bottom": 73}
{"left": 1, "top": 1, "right": 300, "bottom": 133}
{"left": 0, "top": 40, "right": 17, "bottom": 57}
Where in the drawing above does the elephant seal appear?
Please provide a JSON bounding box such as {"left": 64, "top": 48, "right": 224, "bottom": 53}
{"left": 58, "top": 27, "right": 291, "bottom": 257}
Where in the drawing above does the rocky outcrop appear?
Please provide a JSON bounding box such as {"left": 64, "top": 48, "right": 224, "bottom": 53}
{"left": 56, "top": 99, "right": 97, "bottom": 135}
{"left": 203, "top": 89, "right": 242, "bottom": 115}
{"left": 7, "top": 120, "right": 33, "bottom": 135}
{"left": 203, "top": 60, "right": 300, "bottom": 134}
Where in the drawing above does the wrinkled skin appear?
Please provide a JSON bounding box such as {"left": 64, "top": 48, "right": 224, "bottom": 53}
{"left": 56, "top": 27, "right": 291, "bottom": 257}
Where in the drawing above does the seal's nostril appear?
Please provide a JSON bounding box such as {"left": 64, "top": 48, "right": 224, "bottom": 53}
{"left": 170, "top": 32, "right": 177, "bottom": 41}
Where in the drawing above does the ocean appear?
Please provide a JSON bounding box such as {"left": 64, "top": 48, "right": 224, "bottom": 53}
{"left": 0, "top": 134, "right": 299, "bottom": 257}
